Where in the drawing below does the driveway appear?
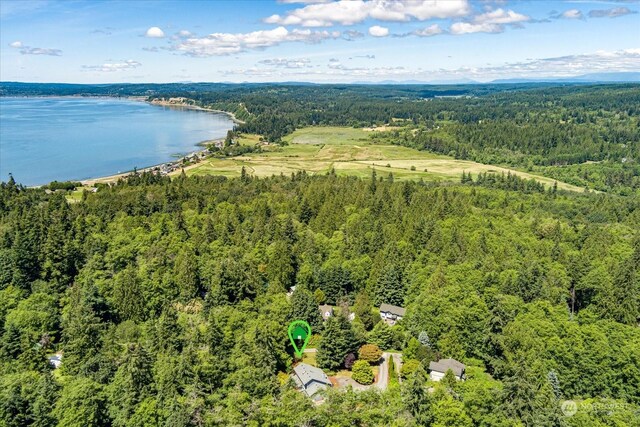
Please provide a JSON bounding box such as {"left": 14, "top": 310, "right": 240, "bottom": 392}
{"left": 305, "top": 348, "right": 402, "bottom": 391}
{"left": 376, "top": 352, "right": 393, "bottom": 390}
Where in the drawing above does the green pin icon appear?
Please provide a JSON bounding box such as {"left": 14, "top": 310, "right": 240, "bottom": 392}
{"left": 288, "top": 320, "right": 311, "bottom": 358}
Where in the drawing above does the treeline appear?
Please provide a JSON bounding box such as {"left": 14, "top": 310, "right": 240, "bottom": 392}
{"left": 0, "top": 172, "right": 638, "bottom": 426}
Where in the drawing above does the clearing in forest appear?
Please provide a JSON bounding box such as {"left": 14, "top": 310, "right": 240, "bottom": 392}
{"left": 181, "top": 126, "right": 584, "bottom": 192}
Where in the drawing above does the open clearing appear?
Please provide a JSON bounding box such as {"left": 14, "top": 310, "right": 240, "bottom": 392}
{"left": 178, "top": 126, "right": 583, "bottom": 191}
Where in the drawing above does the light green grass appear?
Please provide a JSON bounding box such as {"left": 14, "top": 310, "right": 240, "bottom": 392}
{"left": 283, "top": 126, "right": 370, "bottom": 146}
{"left": 65, "top": 189, "right": 85, "bottom": 203}
{"left": 177, "top": 126, "right": 583, "bottom": 191}
{"left": 236, "top": 133, "right": 262, "bottom": 146}
{"left": 302, "top": 351, "right": 317, "bottom": 367}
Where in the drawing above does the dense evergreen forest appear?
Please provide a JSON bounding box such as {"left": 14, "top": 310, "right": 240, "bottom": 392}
{"left": 0, "top": 169, "right": 638, "bottom": 426}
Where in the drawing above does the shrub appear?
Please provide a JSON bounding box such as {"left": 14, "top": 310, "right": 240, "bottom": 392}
{"left": 344, "top": 353, "right": 356, "bottom": 369}
{"left": 401, "top": 359, "right": 421, "bottom": 379}
{"left": 410, "top": 165, "right": 416, "bottom": 171}
{"left": 358, "top": 344, "right": 382, "bottom": 364}
{"left": 389, "top": 354, "right": 399, "bottom": 385}
{"left": 352, "top": 360, "right": 374, "bottom": 385}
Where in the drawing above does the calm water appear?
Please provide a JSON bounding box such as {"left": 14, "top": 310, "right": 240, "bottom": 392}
{"left": 0, "top": 97, "right": 234, "bottom": 186}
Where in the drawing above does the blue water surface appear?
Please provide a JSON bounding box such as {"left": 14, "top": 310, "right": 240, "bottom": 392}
{"left": 0, "top": 97, "right": 234, "bottom": 186}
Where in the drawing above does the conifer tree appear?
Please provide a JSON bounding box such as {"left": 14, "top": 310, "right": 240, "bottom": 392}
{"left": 316, "top": 313, "right": 358, "bottom": 370}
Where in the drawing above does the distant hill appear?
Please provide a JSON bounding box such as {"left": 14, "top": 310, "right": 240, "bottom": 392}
{"left": 350, "top": 73, "right": 640, "bottom": 85}
{"left": 491, "top": 72, "right": 640, "bottom": 84}
{"left": 351, "top": 78, "right": 480, "bottom": 85}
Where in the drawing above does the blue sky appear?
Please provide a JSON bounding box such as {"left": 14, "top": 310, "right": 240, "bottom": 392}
{"left": 1, "top": 0, "right": 638, "bottom": 83}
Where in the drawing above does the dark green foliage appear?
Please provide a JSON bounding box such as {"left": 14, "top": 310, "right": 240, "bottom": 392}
{"left": 289, "top": 287, "right": 323, "bottom": 331}
{"left": 107, "top": 343, "right": 154, "bottom": 427}
{"left": 375, "top": 264, "right": 404, "bottom": 306}
{"left": 32, "top": 372, "right": 59, "bottom": 427}
{"left": 317, "top": 313, "right": 359, "bottom": 370}
{"left": 368, "top": 321, "right": 395, "bottom": 350}
{"left": 54, "top": 377, "right": 108, "bottom": 427}
{"left": 0, "top": 161, "right": 638, "bottom": 425}
{"left": 353, "top": 291, "right": 375, "bottom": 330}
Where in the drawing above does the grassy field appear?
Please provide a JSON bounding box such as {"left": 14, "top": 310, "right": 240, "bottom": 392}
{"left": 177, "top": 126, "right": 584, "bottom": 191}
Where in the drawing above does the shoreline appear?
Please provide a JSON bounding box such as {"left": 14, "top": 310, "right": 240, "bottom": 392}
{"left": 80, "top": 138, "right": 223, "bottom": 186}
{"left": 147, "top": 98, "right": 246, "bottom": 125}
{"left": 0, "top": 95, "right": 235, "bottom": 187}
{"left": 80, "top": 98, "right": 242, "bottom": 185}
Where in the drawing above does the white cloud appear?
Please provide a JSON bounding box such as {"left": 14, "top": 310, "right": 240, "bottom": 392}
{"left": 172, "top": 26, "right": 340, "bottom": 57}
{"left": 588, "top": 7, "right": 636, "bottom": 18}
{"left": 456, "top": 48, "right": 640, "bottom": 80}
{"left": 278, "top": 0, "right": 330, "bottom": 3}
{"left": 443, "top": 8, "right": 529, "bottom": 36}
{"left": 473, "top": 8, "right": 530, "bottom": 24}
{"left": 413, "top": 24, "right": 443, "bottom": 37}
{"left": 9, "top": 40, "right": 62, "bottom": 55}
{"left": 258, "top": 58, "right": 312, "bottom": 68}
{"left": 145, "top": 27, "right": 165, "bottom": 38}
{"left": 22, "top": 48, "right": 62, "bottom": 56}
{"left": 343, "top": 30, "right": 365, "bottom": 40}
{"left": 561, "top": 9, "right": 584, "bottom": 19}
{"left": 449, "top": 22, "right": 502, "bottom": 34}
{"left": 217, "top": 48, "right": 640, "bottom": 82}
{"left": 83, "top": 60, "right": 142, "bottom": 72}
{"left": 368, "top": 25, "right": 389, "bottom": 37}
{"left": 19, "top": 46, "right": 63, "bottom": 56}
{"left": 264, "top": 0, "right": 470, "bottom": 27}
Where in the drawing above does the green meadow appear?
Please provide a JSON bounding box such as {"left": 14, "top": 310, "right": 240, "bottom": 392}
{"left": 182, "top": 126, "right": 583, "bottom": 192}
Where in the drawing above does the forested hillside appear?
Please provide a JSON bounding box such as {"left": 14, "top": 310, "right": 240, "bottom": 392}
{"left": 0, "top": 171, "right": 638, "bottom": 426}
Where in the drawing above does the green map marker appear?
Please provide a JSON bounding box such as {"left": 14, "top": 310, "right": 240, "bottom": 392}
{"left": 288, "top": 320, "right": 311, "bottom": 358}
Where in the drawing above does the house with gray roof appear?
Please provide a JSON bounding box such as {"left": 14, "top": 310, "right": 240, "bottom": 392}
{"left": 292, "top": 363, "right": 332, "bottom": 399}
{"left": 379, "top": 303, "right": 406, "bottom": 325}
{"left": 428, "top": 358, "right": 466, "bottom": 382}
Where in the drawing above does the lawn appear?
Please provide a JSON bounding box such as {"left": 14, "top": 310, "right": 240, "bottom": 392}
{"left": 282, "top": 126, "right": 370, "bottom": 146}
{"left": 176, "top": 126, "right": 584, "bottom": 191}
{"left": 301, "top": 351, "right": 317, "bottom": 367}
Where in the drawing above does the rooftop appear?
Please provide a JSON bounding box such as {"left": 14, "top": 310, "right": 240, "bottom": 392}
{"left": 379, "top": 303, "right": 406, "bottom": 317}
{"left": 293, "top": 363, "right": 331, "bottom": 388}
{"left": 429, "top": 358, "right": 466, "bottom": 377}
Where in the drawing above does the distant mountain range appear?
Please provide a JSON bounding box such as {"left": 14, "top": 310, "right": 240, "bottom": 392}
{"left": 490, "top": 72, "right": 640, "bottom": 84}
{"left": 350, "top": 72, "right": 640, "bottom": 85}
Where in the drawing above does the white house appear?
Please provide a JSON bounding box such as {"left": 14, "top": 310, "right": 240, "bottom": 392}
{"left": 319, "top": 304, "right": 333, "bottom": 320}
{"left": 428, "top": 358, "right": 466, "bottom": 382}
{"left": 379, "top": 303, "right": 406, "bottom": 325}
{"left": 292, "top": 363, "right": 332, "bottom": 400}
{"left": 319, "top": 305, "right": 355, "bottom": 321}
{"left": 48, "top": 353, "right": 62, "bottom": 369}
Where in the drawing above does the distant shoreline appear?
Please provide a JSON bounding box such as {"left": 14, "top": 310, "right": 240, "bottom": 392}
{"left": 147, "top": 97, "right": 245, "bottom": 124}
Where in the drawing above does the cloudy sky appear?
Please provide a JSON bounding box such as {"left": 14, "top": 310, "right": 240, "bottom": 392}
{"left": 1, "top": 0, "right": 639, "bottom": 83}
